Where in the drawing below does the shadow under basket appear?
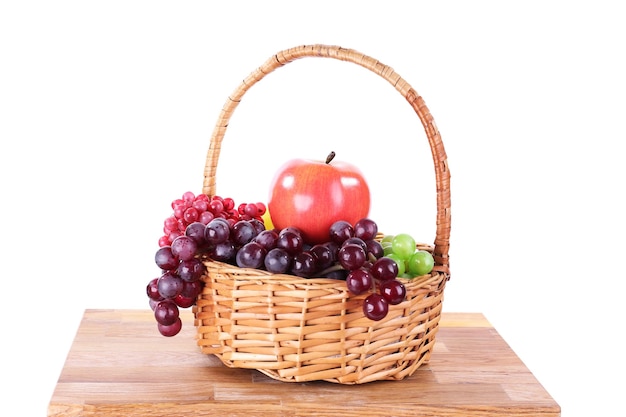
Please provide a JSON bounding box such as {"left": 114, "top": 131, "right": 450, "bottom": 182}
{"left": 192, "top": 44, "right": 451, "bottom": 385}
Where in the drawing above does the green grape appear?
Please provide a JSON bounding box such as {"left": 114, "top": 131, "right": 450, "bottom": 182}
{"left": 382, "top": 241, "right": 394, "bottom": 256}
{"left": 381, "top": 234, "right": 395, "bottom": 244}
{"left": 391, "top": 233, "right": 416, "bottom": 260}
{"left": 407, "top": 250, "right": 434, "bottom": 277}
{"left": 385, "top": 253, "right": 406, "bottom": 276}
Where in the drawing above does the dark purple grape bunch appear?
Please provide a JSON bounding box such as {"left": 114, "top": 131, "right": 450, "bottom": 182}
{"left": 147, "top": 225, "right": 207, "bottom": 337}
{"left": 236, "top": 216, "right": 406, "bottom": 321}
{"left": 331, "top": 219, "right": 406, "bottom": 321}
{"left": 220, "top": 216, "right": 406, "bottom": 322}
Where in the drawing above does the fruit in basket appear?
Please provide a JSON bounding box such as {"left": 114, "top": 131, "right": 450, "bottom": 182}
{"left": 363, "top": 293, "right": 389, "bottom": 321}
{"left": 261, "top": 209, "right": 274, "bottom": 231}
{"left": 147, "top": 191, "right": 425, "bottom": 335}
{"left": 407, "top": 250, "right": 435, "bottom": 277}
{"left": 391, "top": 233, "right": 416, "bottom": 260}
{"left": 383, "top": 232, "right": 435, "bottom": 278}
{"left": 268, "top": 152, "right": 370, "bottom": 244}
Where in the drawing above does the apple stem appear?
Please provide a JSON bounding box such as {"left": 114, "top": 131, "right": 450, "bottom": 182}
{"left": 325, "top": 151, "right": 336, "bottom": 164}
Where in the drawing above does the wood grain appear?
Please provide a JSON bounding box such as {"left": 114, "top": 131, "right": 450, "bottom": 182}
{"left": 48, "top": 309, "right": 560, "bottom": 417}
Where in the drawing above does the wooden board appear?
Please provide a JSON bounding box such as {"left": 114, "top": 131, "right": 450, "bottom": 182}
{"left": 48, "top": 309, "right": 560, "bottom": 417}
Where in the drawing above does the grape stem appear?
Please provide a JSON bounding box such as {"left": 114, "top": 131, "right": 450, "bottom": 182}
{"left": 325, "top": 151, "right": 336, "bottom": 164}
{"left": 318, "top": 263, "right": 345, "bottom": 276}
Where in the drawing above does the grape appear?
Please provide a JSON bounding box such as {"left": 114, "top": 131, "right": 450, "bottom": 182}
{"left": 170, "top": 235, "right": 198, "bottom": 262}
{"left": 174, "top": 293, "right": 196, "bottom": 308}
{"left": 155, "top": 246, "right": 178, "bottom": 271}
{"left": 276, "top": 230, "right": 303, "bottom": 255}
{"left": 176, "top": 258, "right": 206, "bottom": 282}
{"left": 164, "top": 216, "right": 178, "bottom": 233}
{"left": 157, "top": 271, "right": 184, "bottom": 299}
{"left": 255, "top": 202, "right": 266, "bottom": 215}
{"left": 174, "top": 280, "right": 203, "bottom": 307}
{"left": 379, "top": 279, "right": 406, "bottom": 305}
{"left": 264, "top": 248, "right": 292, "bottom": 273}
{"left": 337, "top": 243, "right": 367, "bottom": 270}
{"left": 363, "top": 293, "right": 389, "bottom": 321}
{"left": 385, "top": 253, "right": 406, "bottom": 276}
{"left": 291, "top": 251, "right": 317, "bottom": 277}
{"left": 176, "top": 218, "right": 186, "bottom": 232}
{"left": 210, "top": 240, "right": 236, "bottom": 262}
{"left": 365, "top": 239, "right": 384, "bottom": 259}
{"left": 183, "top": 207, "right": 199, "bottom": 224}
{"left": 280, "top": 226, "right": 303, "bottom": 237}
{"left": 325, "top": 241, "right": 340, "bottom": 260}
{"left": 253, "top": 229, "right": 279, "bottom": 250}
{"left": 381, "top": 235, "right": 394, "bottom": 244}
{"left": 146, "top": 277, "right": 163, "bottom": 301}
{"left": 382, "top": 242, "right": 394, "bottom": 256}
{"left": 181, "top": 279, "right": 203, "bottom": 298}
{"left": 154, "top": 300, "right": 180, "bottom": 326}
{"left": 407, "top": 250, "right": 435, "bottom": 277}
{"left": 391, "top": 233, "right": 416, "bottom": 260}
{"left": 310, "top": 243, "right": 334, "bottom": 270}
{"left": 192, "top": 198, "right": 209, "bottom": 214}
{"left": 346, "top": 269, "right": 373, "bottom": 295}
{"left": 222, "top": 197, "right": 235, "bottom": 211}
{"left": 329, "top": 220, "right": 354, "bottom": 244}
{"left": 236, "top": 241, "right": 266, "bottom": 269}
{"left": 354, "top": 218, "right": 378, "bottom": 241}
{"left": 182, "top": 191, "right": 195, "bottom": 203}
{"left": 244, "top": 203, "right": 259, "bottom": 217}
{"left": 249, "top": 218, "right": 266, "bottom": 234}
{"left": 185, "top": 221, "right": 207, "bottom": 246}
{"left": 172, "top": 198, "right": 186, "bottom": 217}
{"left": 204, "top": 218, "right": 231, "bottom": 245}
{"left": 167, "top": 230, "right": 182, "bottom": 244}
{"left": 209, "top": 198, "right": 224, "bottom": 214}
{"left": 199, "top": 210, "right": 214, "bottom": 225}
{"left": 158, "top": 317, "right": 182, "bottom": 337}
{"left": 231, "top": 220, "right": 257, "bottom": 246}
{"left": 371, "top": 257, "right": 399, "bottom": 281}
{"left": 342, "top": 237, "right": 368, "bottom": 254}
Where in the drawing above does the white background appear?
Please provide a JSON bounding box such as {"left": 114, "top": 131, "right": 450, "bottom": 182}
{"left": 1, "top": 1, "right": 624, "bottom": 416}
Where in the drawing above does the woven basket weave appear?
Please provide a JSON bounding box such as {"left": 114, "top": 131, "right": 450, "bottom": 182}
{"left": 193, "top": 44, "right": 451, "bottom": 385}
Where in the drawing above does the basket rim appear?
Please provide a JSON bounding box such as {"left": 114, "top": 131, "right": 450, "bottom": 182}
{"left": 202, "top": 256, "right": 445, "bottom": 288}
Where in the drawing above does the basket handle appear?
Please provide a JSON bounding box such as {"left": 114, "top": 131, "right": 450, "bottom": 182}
{"left": 202, "top": 44, "right": 451, "bottom": 277}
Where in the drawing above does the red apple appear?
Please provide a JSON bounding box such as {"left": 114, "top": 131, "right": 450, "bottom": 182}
{"left": 268, "top": 152, "right": 370, "bottom": 244}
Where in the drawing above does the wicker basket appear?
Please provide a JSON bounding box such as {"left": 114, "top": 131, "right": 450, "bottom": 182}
{"left": 193, "top": 44, "right": 451, "bottom": 385}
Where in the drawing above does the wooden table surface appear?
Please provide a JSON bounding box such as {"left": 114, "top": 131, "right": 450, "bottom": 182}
{"left": 48, "top": 309, "right": 560, "bottom": 417}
